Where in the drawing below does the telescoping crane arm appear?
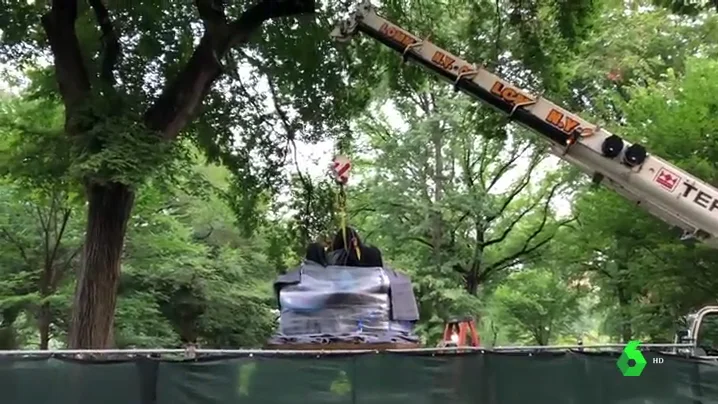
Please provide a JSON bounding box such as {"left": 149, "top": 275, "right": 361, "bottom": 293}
{"left": 331, "top": 0, "right": 718, "bottom": 248}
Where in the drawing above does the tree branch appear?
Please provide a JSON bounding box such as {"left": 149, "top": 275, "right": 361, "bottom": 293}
{"left": 485, "top": 142, "right": 531, "bottom": 192}
{"left": 87, "top": 0, "right": 120, "bottom": 86}
{"left": 41, "top": 0, "right": 91, "bottom": 120}
{"left": 463, "top": 148, "right": 474, "bottom": 188}
{"left": 468, "top": 216, "right": 485, "bottom": 278}
{"left": 452, "top": 263, "right": 467, "bottom": 275}
{"left": 0, "top": 228, "right": 31, "bottom": 264}
{"left": 483, "top": 182, "right": 561, "bottom": 248}
{"left": 582, "top": 263, "right": 613, "bottom": 279}
{"left": 266, "top": 73, "right": 308, "bottom": 190}
{"left": 349, "top": 206, "right": 376, "bottom": 218}
{"left": 195, "top": 0, "right": 228, "bottom": 30}
{"left": 53, "top": 245, "right": 83, "bottom": 290}
{"left": 36, "top": 204, "right": 52, "bottom": 274}
{"left": 486, "top": 179, "right": 529, "bottom": 223}
{"left": 482, "top": 217, "right": 576, "bottom": 280}
{"left": 476, "top": 138, "right": 491, "bottom": 184}
{"left": 449, "top": 210, "right": 472, "bottom": 236}
{"left": 407, "top": 237, "right": 433, "bottom": 248}
{"left": 144, "top": 0, "right": 315, "bottom": 139}
{"left": 481, "top": 180, "right": 570, "bottom": 280}
{"left": 48, "top": 208, "right": 72, "bottom": 270}
{"left": 405, "top": 90, "right": 428, "bottom": 114}
{"left": 484, "top": 158, "right": 539, "bottom": 224}
{"left": 267, "top": 75, "right": 297, "bottom": 144}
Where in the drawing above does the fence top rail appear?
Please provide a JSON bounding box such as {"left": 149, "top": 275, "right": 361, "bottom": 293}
{"left": 0, "top": 344, "right": 695, "bottom": 357}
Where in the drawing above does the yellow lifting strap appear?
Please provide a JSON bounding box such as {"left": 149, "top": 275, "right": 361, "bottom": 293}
{"left": 335, "top": 184, "right": 360, "bottom": 261}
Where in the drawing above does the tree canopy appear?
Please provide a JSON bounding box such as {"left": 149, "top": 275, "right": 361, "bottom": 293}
{"left": 1, "top": 0, "right": 718, "bottom": 349}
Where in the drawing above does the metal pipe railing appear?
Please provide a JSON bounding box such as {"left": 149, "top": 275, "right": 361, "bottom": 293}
{"left": 0, "top": 343, "right": 695, "bottom": 357}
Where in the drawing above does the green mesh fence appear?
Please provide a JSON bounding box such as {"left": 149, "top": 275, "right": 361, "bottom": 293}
{"left": 2, "top": 351, "right": 718, "bottom": 403}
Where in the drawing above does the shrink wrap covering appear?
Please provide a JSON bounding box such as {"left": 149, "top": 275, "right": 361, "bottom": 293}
{"left": 270, "top": 264, "right": 419, "bottom": 345}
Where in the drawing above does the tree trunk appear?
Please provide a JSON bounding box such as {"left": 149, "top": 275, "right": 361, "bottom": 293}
{"left": 490, "top": 322, "right": 498, "bottom": 347}
{"left": 38, "top": 302, "right": 51, "bottom": 349}
{"left": 0, "top": 308, "right": 20, "bottom": 350}
{"left": 43, "top": 0, "right": 315, "bottom": 350}
{"left": 68, "top": 181, "right": 135, "bottom": 348}
{"left": 466, "top": 270, "right": 479, "bottom": 295}
{"left": 616, "top": 287, "right": 633, "bottom": 343}
{"left": 430, "top": 128, "right": 444, "bottom": 267}
{"left": 532, "top": 325, "right": 550, "bottom": 346}
{"left": 466, "top": 230, "right": 485, "bottom": 295}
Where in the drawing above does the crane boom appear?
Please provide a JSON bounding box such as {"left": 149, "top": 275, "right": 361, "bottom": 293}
{"left": 331, "top": 0, "right": 718, "bottom": 248}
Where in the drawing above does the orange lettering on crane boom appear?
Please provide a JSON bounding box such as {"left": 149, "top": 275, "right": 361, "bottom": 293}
{"left": 379, "top": 23, "right": 416, "bottom": 47}
{"left": 490, "top": 81, "right": 533, "bottom": 106}
{"left": 545, "top": 108, "right": 582, "bottom": 134}
{"left": 431, "top": 51, "right": 455, "bottom": 70}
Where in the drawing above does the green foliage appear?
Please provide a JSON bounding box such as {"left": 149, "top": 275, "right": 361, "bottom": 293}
{"left": 652, "top": 0, "right": 718, "bottom": 15}
{"left": 70, "top": 101, "right": 183, "bottom": 186}
{"left": 115, "top": 174, "right": 279, "bottom": 348}
{"left": 623, "top": 58, "right": 718, "bottom": 179}
{"left": 284, "top": 173, "right": 338, "bottom": 255}
{"left": 0, "top": 90, "right": 193, "bottom": 194}
{"left": 0, "top": 108, "right": 282, "bottom": 347}
{"left": 0, "top": 0, "right": 380, "bottom": 348}
{"left": 1, "top": 0, "right": 718, "bottom": 352}
{"left": 540, "top": 56, "right": 718, "bottom": 343}
{"left": 0, "top": 97, "right": 71, "bottom": 189}
{"left": 488, "top": 268, "right": 584, "bottom": 345}
{"left": 349, "top": 82, "right": 572, "bottom": 342}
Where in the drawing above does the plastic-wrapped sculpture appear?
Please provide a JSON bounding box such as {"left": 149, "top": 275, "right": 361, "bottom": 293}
{"left": 268, "top": 155, "right": 420, "bottom": 348}
{"left": 268, "top": 227, "right": 420, "bottom": 347}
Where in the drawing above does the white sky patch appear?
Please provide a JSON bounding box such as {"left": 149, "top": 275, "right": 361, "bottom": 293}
{"left": 0, "top": 63, "right": 24, "bottom": 94}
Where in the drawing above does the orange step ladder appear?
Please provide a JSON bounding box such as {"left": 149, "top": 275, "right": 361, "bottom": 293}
{"left": 440, "top": 316, "right": 480, "bottom": 347}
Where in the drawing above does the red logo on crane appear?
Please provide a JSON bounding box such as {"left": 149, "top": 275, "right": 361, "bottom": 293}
{"left": 654, "top": 168, "right": 681, "bottom": 192}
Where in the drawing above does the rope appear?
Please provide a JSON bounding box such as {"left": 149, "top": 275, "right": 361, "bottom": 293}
{"left": 336, "top": 185, "right": 347, "bottom": 250}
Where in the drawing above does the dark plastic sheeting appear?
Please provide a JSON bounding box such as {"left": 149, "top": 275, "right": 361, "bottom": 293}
{"left": 3, "top": 351, "right": 718, "bottom": 404}
{"left": 0, "top": 356, "right": 145, "bottom": 404}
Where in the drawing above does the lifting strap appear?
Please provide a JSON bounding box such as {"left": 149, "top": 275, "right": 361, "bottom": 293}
{"left": 332, "top": 155, "right": 360, "bottom": 262}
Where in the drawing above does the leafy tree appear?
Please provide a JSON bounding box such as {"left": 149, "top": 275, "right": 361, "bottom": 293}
{"left": 548, "top": 57, "right": 718, "bottom": 342}
{"left": 652, "top": 0, "right": 718, "bottom": 15}
{"left": 0, "top": 92, "right": 281, "bottom": 348}
{"left": 563, "top": 2, "right": 718, "bottom": 121}
{"left": 0, "top": 184, "right": 84, "bottom": 349}
{"left": 336, "top": 0, "right": 602, "bottom": 342}
{"left": 488, "top": 268, "right": 584, "bottom": 345}
{"left": 349, "top": 86, "right": 574, "bottom": 343}
{"left": 0, "top": 96, "right": 84, "bottom": 349}
{"left": 0, "top": 0, "right": 378, "bottom": 347}
{"left": 116, "top": 168, "right": 278, "bottom": 348}
{"left": 0, "top": 0, "right": 716, "bottom": 352}
{"left": 356, "top": 90, "right": 573, "bottom": 286}
{"left": 618, "top": 56, "right": 718, "bottom": 339}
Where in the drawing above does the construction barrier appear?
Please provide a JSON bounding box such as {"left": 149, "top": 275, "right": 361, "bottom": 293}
{"left": 2, "top": 350, "right": 718, "bottom": 403}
